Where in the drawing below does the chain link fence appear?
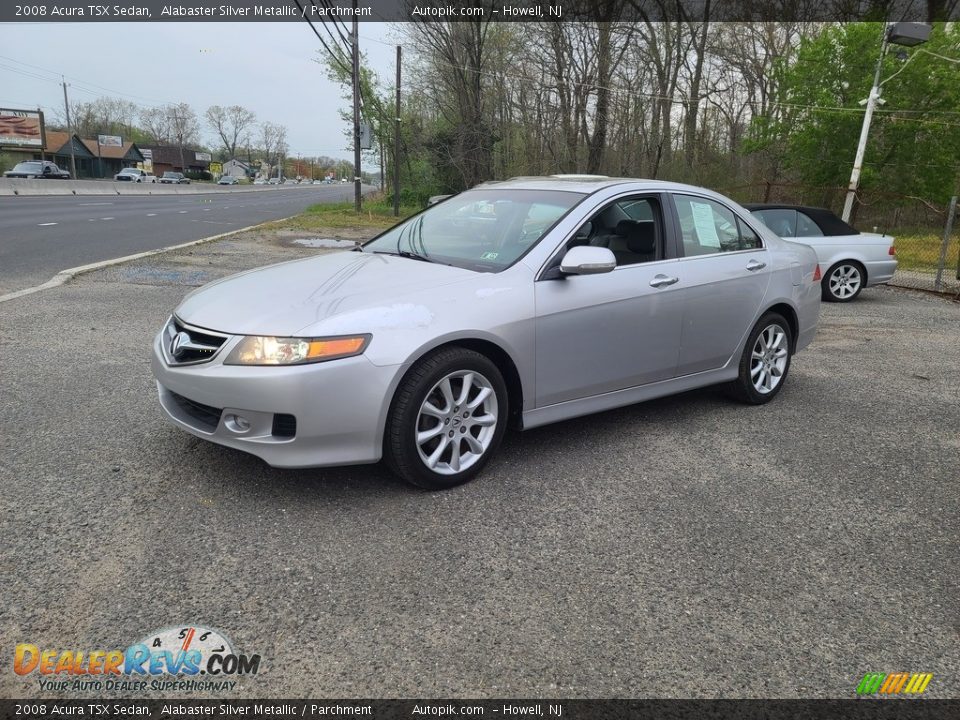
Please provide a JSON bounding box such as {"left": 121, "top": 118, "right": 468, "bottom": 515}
{"left": 718, "top": 182, "right": 960, "bottom": 296}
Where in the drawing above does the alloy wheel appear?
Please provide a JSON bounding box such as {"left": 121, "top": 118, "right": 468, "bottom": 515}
{"left": 750, "top": 324, "right": 789, "bottom": 395}
{"left": 415, "top": 370, "right": 498, "bottom": 475}
{"left": 829, "top": 264, "right": 862, "bottom": 300}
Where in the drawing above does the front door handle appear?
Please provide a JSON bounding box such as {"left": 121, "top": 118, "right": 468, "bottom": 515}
{"left": 649, "top": 274, "right": 679, "bottom": 288}
{"left": 746, "top": 260, "right": 767, "bottom": 271}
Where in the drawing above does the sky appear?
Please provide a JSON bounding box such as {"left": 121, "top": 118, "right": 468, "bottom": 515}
{"left": 0, "top": 22, "right": 402, "bottom": 166}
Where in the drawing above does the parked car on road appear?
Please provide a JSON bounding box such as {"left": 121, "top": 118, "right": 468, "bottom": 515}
{"left": 159, "top": 171, "right": 190, "bottom": 184}
{"left": 114, "top": 167, "right": 154, "bottom": 183}
{"left": 745, "top": 204, "right": 896, "bottom": 302}
{"left": 253, "top": 178, "right": 267, "bottom": 185}
{"left": 4, "top": 160, "right": 70, "bottom": 179}
{"left": 152, "top": 177, "right": 821, "bottom": 489}
{"left": 217, "top": 175, "right": 239, "bottom": 185}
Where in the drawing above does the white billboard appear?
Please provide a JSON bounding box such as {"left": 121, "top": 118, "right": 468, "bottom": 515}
{"left": 98, "top": 135, "right": 123, "bottom": 147}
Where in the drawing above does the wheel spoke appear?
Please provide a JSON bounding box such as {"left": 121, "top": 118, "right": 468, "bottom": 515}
{"left": 751, "top": 362, "right": 763, "bottom": 378}
{"left": 467, "top": 386, "right": 492, "bottom": 410}
{"left": 426, "top": 436, "right": 449, "bottom": 469}
{"left": 756, "top": 368, "right": 767, "bottom": 389}
{"left": 455, "top": 372, "right": 474, "bottom": 406}
{"left": 417, "top": 423, "right": 444, "bottom": 445}
{"left": 421, "top": 401, "right": 445, "bottom": 419}
{"left": 471, "top": 413, "right": 496, "bottom": 427}
{"left": 448, "top": 440, "right": 462, "bottom": 472}
{"left": 439, "top": 378, "right": 455, "bottom": 413}
{"left": 464, "top": 434, "right": 483, "bottom": 455}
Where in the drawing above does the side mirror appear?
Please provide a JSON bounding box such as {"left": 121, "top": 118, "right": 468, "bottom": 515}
{"left": 559, "top": 245, "right": 616, "bottom": 275}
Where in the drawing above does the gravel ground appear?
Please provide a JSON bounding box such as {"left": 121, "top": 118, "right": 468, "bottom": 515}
{"left": 1, "top": 230, "right": 958, "bottom": 700}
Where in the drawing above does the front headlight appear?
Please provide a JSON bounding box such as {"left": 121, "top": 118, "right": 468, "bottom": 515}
{"left": 223, "top": 334, "right": 371, "bottom": 366}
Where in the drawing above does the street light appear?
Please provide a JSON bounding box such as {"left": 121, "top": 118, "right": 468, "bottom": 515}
{"left": 841, "top": 22, "right": 932, "bottom": 223}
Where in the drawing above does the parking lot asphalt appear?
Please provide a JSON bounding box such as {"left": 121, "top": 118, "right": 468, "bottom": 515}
{"left": 1, "top": 230, "right": 958, "bottom": 699}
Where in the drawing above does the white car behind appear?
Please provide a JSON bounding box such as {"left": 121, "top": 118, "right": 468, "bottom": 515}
{"left": 747, "top": 204, "right": 897, "bottom": 302}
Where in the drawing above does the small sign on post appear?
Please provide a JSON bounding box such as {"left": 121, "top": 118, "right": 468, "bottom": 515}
{"left": 359, "top": 122, "right": 372, "bottom": 150}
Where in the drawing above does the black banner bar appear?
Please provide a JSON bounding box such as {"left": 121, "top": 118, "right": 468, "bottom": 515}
{"left": 3, "top": 700, "right": 960, "bottom": 720}
{"left": 0, "top": 0, "right": 952, "bottom": 23}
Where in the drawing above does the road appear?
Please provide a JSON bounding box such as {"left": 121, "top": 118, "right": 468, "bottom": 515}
{"left": 0, "top": 185, "right": 355, "bottom": 294}
{"left": 0, "top": 227, "right": 957, "bottom": 700}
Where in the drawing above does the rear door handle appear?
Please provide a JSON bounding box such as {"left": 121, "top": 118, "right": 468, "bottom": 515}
{"left": 649, "top": 274, "right": 679, "bottom": 288}
{"left": 746, "top": 260, "right": 767, "bottom": 271}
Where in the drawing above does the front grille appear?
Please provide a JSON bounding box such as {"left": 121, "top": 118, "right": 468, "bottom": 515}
{"left": 272, "top": 414, "right": 297, "bottom": 438}
{"left": 169, "top": 391, "right": 222, "bottom": 430}
{"left": 165, "top": 317, "right": 228, "bottom": 365}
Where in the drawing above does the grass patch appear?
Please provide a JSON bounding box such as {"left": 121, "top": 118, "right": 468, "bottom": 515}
{"left": 893, "top": 231, "right": 959, "bottom": 273}
{"left": 278, "top": 200, "right": 417, "bottom": 232}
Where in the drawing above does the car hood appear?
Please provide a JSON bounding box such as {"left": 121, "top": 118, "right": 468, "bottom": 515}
{"left": 175, "top": 250, "right": 479, "bottom": 336}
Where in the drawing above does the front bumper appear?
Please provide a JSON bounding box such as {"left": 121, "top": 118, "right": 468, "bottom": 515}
{"left": 151, "top": 330, "right": 403, "bottom": 468}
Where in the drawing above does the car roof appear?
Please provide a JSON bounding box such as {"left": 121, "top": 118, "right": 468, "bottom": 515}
{"left": 474, "top": 176, "right": 738, "bottom": 199}
{"left": 743, "top": 203, "right": 859, "bottom": 236}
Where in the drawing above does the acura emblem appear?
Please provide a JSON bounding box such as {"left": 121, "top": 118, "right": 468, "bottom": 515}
{"left": 171, "top": 331, "right": 192, "bottom": 359}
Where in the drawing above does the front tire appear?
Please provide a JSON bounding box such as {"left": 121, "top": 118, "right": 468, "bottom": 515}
{"left": 729, "top": 312, "right": 792, "bottom": 405}
{"left": 384, "top": 347, "right": 508, "bottom": 490}
{"left": 822, "top": 261, "right": 864, "bottom": 302}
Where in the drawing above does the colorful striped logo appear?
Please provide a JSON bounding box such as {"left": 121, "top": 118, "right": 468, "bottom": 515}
{"left": 856, "top": 672, "right": 933, "bottom": 695}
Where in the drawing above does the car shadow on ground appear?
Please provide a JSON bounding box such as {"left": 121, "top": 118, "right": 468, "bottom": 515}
{"left": 164, "top": 383, "right": 738, "bottom": 500}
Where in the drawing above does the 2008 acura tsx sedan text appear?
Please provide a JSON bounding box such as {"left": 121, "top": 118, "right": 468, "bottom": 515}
{"left": 151, "top": 177, "right": 821, "bottom": 489}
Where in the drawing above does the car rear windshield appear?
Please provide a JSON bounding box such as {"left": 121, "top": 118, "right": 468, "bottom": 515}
{"left": 363, "top": 189, "right": 585, "bottom": 272}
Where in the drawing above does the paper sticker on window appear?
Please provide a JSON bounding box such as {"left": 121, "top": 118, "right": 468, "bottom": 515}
{"left": 690, "top": 202, "right": 721, "bottom": 248}
{"left": 481, "top": 251, "right": 499, "bottom": 260}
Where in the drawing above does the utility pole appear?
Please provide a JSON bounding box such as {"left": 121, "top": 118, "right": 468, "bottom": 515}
{"left": 841, "top": 30, "right": 888, "bottom": 224}
{"left": 61, "top": 77, "right": 77, "bottom": 179}
{"left": 841, "top": 22, "right": 931, "bottom": 223}
{"left": 351, "top": 4, "right": 361, "bottom": 213}
{"left": 394, "top": 45, "right": 401, "bottom": 217}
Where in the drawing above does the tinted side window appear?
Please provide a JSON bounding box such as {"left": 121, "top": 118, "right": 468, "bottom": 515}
{"left": 736, "top": 218, "right": 763, "bottom": 250}
{"left": 674, "top": 195, "right": 742, "bottom": 256}
{"left": 753, "top": 209, "right": 797, "bottom": 238}
{"left": 566, "top": 196, "right": 663, "bottom": 266}
{"left": 796, "top": 211, "right": 825, "bottom": 237}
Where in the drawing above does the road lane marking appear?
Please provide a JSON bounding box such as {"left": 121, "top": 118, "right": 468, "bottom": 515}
{"left": 78, "top": 202, "right": 113, "bottom": 206}
{"left": 178, "top": 210, "right": 188, "bottom": 213}
{"left": 146, "top": 213, "right": 157, "bottom": 216}
{"left": 37, "top": 222, "right": 58, "bottom": 226}
{"left": 100, "top": 217, "right": 114, "bottom": 220}
{"left": 0, "top": 215, "right": 303, "bottom": 304}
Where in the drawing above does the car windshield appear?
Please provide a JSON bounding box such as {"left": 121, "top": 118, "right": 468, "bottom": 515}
{"left": 363, "top": 189, "right": 584, "bottom": 272}
{"left": 13, "top": 162, "right": 42, "bottom": 171}
{"left": 163, "top": 172, "right": 179, "bottom": 177}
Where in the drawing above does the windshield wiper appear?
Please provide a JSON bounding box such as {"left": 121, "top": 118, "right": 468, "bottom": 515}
{"left": 372, "top": 249, "right": 434, "bottom": 263}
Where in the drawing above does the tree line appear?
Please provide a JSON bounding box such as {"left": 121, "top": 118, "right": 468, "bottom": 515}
{"left": 340, "top": 16, "right": 959, "bottom": 219}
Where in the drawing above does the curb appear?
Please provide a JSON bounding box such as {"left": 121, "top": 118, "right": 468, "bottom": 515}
{"left": 0, "top": 217, "right": 295, "bottom": 305}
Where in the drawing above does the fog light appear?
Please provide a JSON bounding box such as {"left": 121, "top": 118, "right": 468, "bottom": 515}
{"left": 224, "top": 414, "right": 251, "bottom": 433}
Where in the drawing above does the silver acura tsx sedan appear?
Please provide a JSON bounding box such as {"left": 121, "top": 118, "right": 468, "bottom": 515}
{"left": 151, "top": 177, "right": 821, "bottom": 489}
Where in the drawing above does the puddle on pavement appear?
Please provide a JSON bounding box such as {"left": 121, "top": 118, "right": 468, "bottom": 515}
{"left": 292, "top": 238, "right": 357, "bottom": 249}
{"left": 119, "top": 266, "right": 213, "bottom": 286}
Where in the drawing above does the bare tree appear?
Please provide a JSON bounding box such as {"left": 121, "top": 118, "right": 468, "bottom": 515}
{"left": 205, "top": 105, "right": 257, "bottom": 160}
{"left": 139, "top": 106, "right": 171, "bottom": 144}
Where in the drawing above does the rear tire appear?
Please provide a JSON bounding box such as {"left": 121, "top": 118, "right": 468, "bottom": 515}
{"left": 384, "top": 348, "right": 508, "bottom": 490}
{"left": 822, "top": 261, "right": 865, "bottom": 302}
{"left": 728, "top": 312, "right": 793, "bottom": 405}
